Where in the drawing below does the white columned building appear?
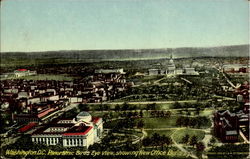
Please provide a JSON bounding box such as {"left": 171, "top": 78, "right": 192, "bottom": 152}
{"left": 31, "top": 111, "right": 103, "bottom": 148}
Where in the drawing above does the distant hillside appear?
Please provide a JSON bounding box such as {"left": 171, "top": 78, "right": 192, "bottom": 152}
{"left": 1, "top": 45, "right": 249, "bottom": 62}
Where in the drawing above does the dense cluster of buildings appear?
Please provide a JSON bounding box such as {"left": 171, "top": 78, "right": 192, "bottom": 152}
{"left": 31, "top": 111, "right": 103, "bottom": 148}
{"left": 214, "top": 81, "right": 249, "bottom": 143}
{"left": 0, "top": 68, "right": 131, "bottom": 124}
{"left": 235, "top": 81, "right": 250, "bottom": 103}
{"left": 223, "top": 64, "right": 250, "bottom": 74}
{"left": 148, "top": 54, "right": 199, "bottom": 76}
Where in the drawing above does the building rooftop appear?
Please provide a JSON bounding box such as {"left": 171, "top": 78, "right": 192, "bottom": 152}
{"left": 77, "top": 111, "right": 91, "bottom": 117}
{"left": 32, "top": 123, "right": 74, "bottom": 135}
{"left": 95, "top": 68, "right": 124, "bottom": 74}
{"left": 63, "top": 125, "right": 92, "bottom": 136}
{"left": 92, "top": 117, "right": 101, "bottom": 124}
{"left": 17, "top": 69, "right": 28, "bottom": 72}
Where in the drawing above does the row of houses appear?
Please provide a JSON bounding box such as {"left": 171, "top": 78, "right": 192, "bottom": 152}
{"left": 223, "top": 64, "right": 250, "bottom": 74}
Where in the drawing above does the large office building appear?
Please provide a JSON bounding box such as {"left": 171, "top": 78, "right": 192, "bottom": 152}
{"left": 214, "top": 109, "right": 249, "bottom": 143}
{"left": 31, "top": 111, "right": 103, "bottom": 148}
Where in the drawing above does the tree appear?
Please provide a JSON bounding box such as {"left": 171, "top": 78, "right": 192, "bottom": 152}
{"left": 196, "top": 142, "right": 205, "bottom": 158}
{"left": 142, "top": 137, "right": 151, "bottom": 147}
{"left": 172, "top": 101, "right": 182, "bottom": 109}
{"left": 183, "top": 117, "right": 190, "bottom": 127}
{"left": 139, "top": 110, "right": 143, "bottom": 118}
{"left": 104, "top": 104, "right": 110, "bottom": 111}
{"left": 181, "top": 134, "right": 190, "bottom": 144}
{"left": 126, "top": 118, "right": 136, "bottom": 128}
{"left": 165, "top": 136, "right": 173, "bottom": 148}
{"left": 127, "top": 111, "right": 133, "bottom": 118}
{"left": 114, "top": 104, "right": 120, "bottom": 112}
{"left": 196, "top": 142, "right": 206, "bottom": 151}
{"left": 137, "top": 120, "right": 144, "bottom": 129}
{"left": 195, "top": 107, "right": 200, "bottom": 115}
{"left": 152, "top": 133, "right": 161, "bottom": 147}
{"left": 133, "top": 111, "right": 138, "bottom": 117}
{"left": 109, "top": 112, "right": 113, "bottom": 119}
{"left": 189, "top": 118, "right": 197, "bottom": 128}
{"left": 88, "top": 143, "right": 102, "bottom": 151}
{"left": 160, "top": 110, "right": 165, "bottom": 117}
{"left": 161, "top": 135, "right": 173, "bottom": 150}
{"left": 165, "top": 111, "right": 172, "bottom": 118}
{"left": 176, "top": 117, "right": 183, "bottom": 126}
{"left": 122, "top": 102, "right": 129, "bottom": 110}
{"left": 190, "top": 135, "right": 198, "bottom": 147}
{"left": 147, "top": 103, "right": 156, "bottom": 110}
{"left": 98, "top": 104, "right": 104, "bottom": 111}
{"left": 78, "top": 103, "right": 89, "bottom": 111}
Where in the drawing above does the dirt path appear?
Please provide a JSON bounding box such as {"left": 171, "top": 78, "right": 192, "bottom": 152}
{"left": 170, "top": 128, "right": 198, "bottom": 159}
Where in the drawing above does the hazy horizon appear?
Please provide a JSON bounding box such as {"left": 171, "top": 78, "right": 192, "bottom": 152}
{"left": 1, "top": 43, "right": 249, "bottom": 53}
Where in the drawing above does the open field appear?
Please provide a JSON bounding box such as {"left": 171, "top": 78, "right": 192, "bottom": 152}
{"left": 146, "top": 129, "right": 173, "bottom": 137}
{"left": 141, "top": 117, "right": 178, "bottom": 129}
{"left": 172, "top": 128, "right": 205, "bottom": 144}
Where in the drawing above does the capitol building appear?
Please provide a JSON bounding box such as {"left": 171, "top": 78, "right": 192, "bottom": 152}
{"left": 31, "top": 111, "right": 103, "bottom": 148}
{"left": 148, "top": 54, "right": 199, "bottom": 76}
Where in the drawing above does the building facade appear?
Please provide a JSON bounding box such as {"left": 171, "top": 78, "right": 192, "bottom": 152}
{"left": 31, "top": 111, "right": 103, "bottom": 148}
{"left": 214, "top": 110, "right": 239, "bottom": 142}
{"left": 148, "top": 54, "right": 199, "bottom": 76}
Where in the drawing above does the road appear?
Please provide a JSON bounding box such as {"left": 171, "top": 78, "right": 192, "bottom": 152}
{"left": 239, "top": 130, "right": 250, "bottom": 144}
{"left": 89, "top": 100, "right": 198, "bottom": 105}
{"left": 214, "top": 67, "right": 236, "bottom": 88}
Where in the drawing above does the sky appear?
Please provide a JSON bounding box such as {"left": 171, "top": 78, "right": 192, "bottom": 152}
{"left": 0, "top": 0, "right": 249, "bottom": 52}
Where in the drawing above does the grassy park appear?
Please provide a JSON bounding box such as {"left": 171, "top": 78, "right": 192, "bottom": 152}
{"left": 172, "top": 128, "right": 205, "bottom": 144}
{"left": 141, "top": 117, "right": 178, "bottom": 129}
{"left": 146, "top": 130, "right": 173, "bottom": 137}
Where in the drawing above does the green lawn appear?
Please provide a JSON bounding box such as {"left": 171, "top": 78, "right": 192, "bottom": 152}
{"left": 140, "top": 117, "right": 178, "bottom": 129}
{"left": 104, "top": 116, "right": 177, "bottom": 129}
{"left": 199, "top": 108, "right": 214, "bottom": 116}
{"left": 146, "top": 130, "right": 173, "bottom": 137}
{"left": 158, "top": 103, "right": 173, "bottom": 109}
{"left": 172, "top": 128, "right": 205, "bottom": 144}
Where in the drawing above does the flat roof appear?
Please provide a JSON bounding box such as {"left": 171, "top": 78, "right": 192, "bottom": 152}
{"left": 63, "top": 126, "right": 92, "bottom": 136}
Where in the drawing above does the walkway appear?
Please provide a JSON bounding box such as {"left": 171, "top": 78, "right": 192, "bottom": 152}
{"left": 239, "top": 130, "right": 250, "bottom": 144}
{"left": 171, "top": 128, "right": 198, "bottom": 159}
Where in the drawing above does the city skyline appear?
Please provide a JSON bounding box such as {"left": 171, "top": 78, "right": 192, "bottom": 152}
{"left": 1, "top": 0, "right": 249, "bottom": 52}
